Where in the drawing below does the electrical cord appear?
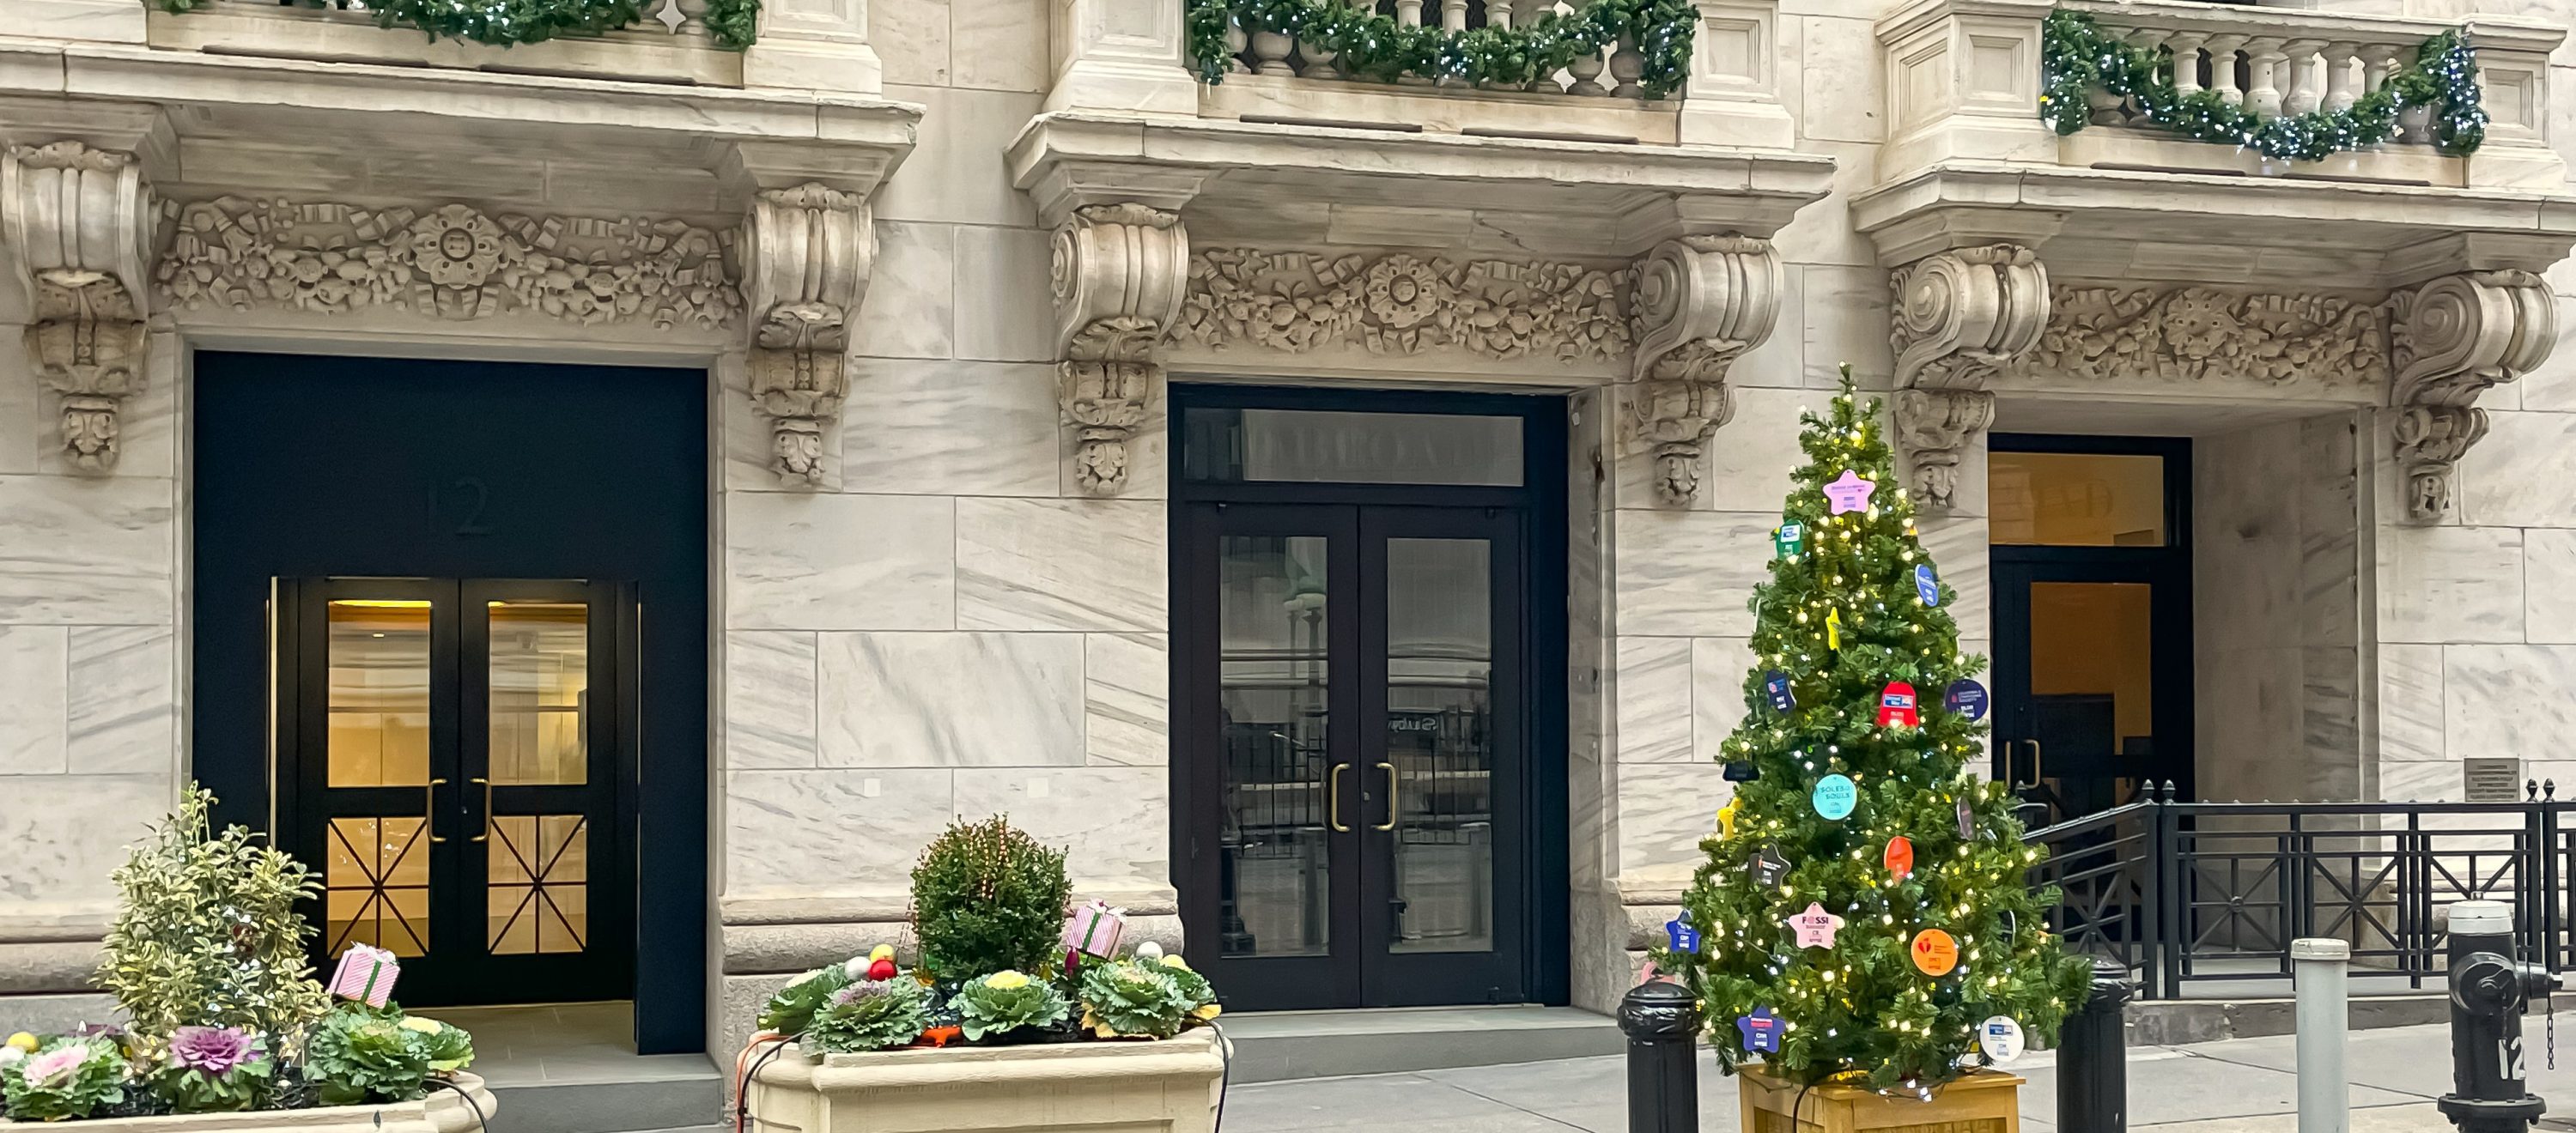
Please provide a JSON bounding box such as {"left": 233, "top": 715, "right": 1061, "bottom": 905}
{"left": 732, "top": 1035, "right": 790, "bottom": 1133}
{"left": 426, "top": 1076, "right": 491, "bottom": 1132}
{"left": 1210, "top": 1019, "right": 1234, "bottom": 1131}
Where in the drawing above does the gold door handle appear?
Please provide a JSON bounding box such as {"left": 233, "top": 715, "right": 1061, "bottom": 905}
{"left": 1327, "top": 763, "right": 1352, "bottom": 833}
{"left": 1375, "top": 762, "right": 1398, "bottom": 832}
{"left": 470, "top": 778, "right": 493, "bottom": 843}
{"left": 425, "top": 779, "right": 447, "bottom": 843}
{"left": 2027, "top": 740, "right": 2044, "bottom": 785}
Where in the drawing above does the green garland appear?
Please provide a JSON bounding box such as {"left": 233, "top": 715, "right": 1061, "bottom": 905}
{"left": 1184, "top": 0, "right": 1698, "bottom": 100}
{"left": 2038, "top": 9, "right": 2484, "bottom": 161}
{"left": 154, "top": 0, "right": 761, "bottom": 52}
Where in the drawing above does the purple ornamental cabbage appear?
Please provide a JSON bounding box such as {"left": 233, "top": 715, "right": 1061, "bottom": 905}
{"left": 829, "top": 980, "right": 891, "bottom": 1007}
{"left": 168, "top": 1027, "right": 259, "bottom": 1075}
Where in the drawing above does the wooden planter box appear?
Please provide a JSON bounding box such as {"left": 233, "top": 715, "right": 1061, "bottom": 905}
{"left": 745, "top": 1032, "right": 1223, "bottom": 1133}
{"left": 0, "top": 1073, "right": 495, "bottom": 1133}
{"left": 1738, "top": 1064, "right": 2023, "bottom": 1133}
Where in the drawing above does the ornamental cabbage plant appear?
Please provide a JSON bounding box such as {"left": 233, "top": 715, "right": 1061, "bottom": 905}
{"left": 1, "top": 1036, "right": 127, "bottom": 1121}
{"left": 1075, "top": 958, "right": 1199, "bottom": 1039}
{"left": 301, "top": 1006, "right": 475, "bottom": 1106}
{"left": 153, "top": 1025, "right": 274, "bottom": 1113}
{"left": 805, "top": 979, "right": 932, "bottom": 1053}
{"left": 951, "top": 970, "right": 1071, "bottom": 1041}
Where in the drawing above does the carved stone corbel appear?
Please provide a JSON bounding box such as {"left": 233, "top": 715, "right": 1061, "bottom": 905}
{"left": 1626, "top": 235, "right": 1782, "bottom": 506}
{"left": 2389, "top": 270, "right": 2555, "bottom": 522}
{"left": 3, "top": 142, "right": 155, "bottom": 473}
{"left": 1886, "top": 245, "right": 2048, "bottom": 512}
{"left": 1052, "top": 203, "right": 1188, "bottom": 495}
{"left": 741, "top": 184, "right": 873, "bottom": 486}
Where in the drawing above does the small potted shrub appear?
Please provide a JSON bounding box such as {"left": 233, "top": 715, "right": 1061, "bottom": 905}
{"left": 744, "top": 817, "right": 1225, "bottom": 1133}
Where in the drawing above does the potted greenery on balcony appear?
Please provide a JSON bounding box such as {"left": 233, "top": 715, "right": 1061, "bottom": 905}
{"left": 742, "top": 817, "right": 1224, "bottom": 1133}
{"left": 0, "top": 790, "right": 492, "bottom": 1131}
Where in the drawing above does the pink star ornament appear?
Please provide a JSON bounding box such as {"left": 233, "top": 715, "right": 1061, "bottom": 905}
{"left": 1787, "top": 901, "right": 1845, "bottom": 948}
{"left": 1823, "top": 470, "right": 1876, "bottom": 514}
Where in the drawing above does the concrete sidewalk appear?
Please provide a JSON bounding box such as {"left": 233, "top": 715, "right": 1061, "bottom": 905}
{"left": 1219, "top": 1020, "right": 2576, "bottom": 1131}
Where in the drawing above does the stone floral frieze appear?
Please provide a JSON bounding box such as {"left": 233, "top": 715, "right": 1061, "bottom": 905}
{"left": 2019, "top": 283, "right": 2389, "bottom": 385}
{"left": 1172, "top": 248, "right": 1632, "bottom": 362}
{"left": 156, "top": 197, "right": 740, "bottom": 329}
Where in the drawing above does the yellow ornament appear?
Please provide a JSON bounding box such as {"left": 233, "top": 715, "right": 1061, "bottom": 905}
{"left": 1716, "top": 797, "right": 1741, "bottom": 839}
{"left": 4, "top": 1033, "right": 37, "bottom": 1053}
{"left": 1826, "top": 609, "right": 1843, "bottom": 650}
{"left": 1159, "top": 954, "right": 1192, "bottom": 970}
{"left": 868, "top": 944, "right": 895, "bottom": 962}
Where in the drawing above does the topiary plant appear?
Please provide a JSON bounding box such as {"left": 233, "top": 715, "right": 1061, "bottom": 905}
{"left": 908, "top": 817, "right": 1072, "bottom": 982}
{"left": 96, "top": 787, "right": 330, "bottom": 1051}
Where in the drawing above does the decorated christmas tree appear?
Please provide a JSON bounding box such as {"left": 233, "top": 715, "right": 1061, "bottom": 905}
{"left": 1659, "top": 368, "right": 2088, "bottom": 1094}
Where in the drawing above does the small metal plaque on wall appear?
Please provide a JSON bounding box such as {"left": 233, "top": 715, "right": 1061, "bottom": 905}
{"left": 2464, "top": 758, "right": 2523, "bottom": 803}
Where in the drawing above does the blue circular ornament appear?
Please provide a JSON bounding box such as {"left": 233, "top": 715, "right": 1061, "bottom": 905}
{"left": 1812, "top": 773, "right": 1857, "bottom": 821}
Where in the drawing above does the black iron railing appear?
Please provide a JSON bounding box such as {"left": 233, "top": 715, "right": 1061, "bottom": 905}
{"left": 2025, "top": 781, "right": 2574, "bottom": 999}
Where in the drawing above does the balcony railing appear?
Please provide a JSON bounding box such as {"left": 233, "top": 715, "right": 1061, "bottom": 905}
{"left": 145, "top": 0, "right": 744, "bottom": 86}
{"left": 1219, "top": 0, "right": 1646, "bottom": 99}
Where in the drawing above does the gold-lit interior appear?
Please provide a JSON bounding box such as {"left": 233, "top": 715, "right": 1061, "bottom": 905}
{"left": 488, "top": 814, "right": 589, "bottom": 954}
{"left": 327, "top": 600, "right": 432, "bottom": 788}
{"left": 326, "top": 816, "right": 430, "bottom": 957}
{"left": 1990, "top": 451, "right": 2166, "bottom": 546}
{"left": 489, "top": 601, "right": 588, "bottom": 786}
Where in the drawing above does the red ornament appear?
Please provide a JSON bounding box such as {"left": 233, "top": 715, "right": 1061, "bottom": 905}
{"left": 1884, "top": 835, "right": 1914, "bottom": 877}
{"left": 866, "top": 957, "right": 899, "bottom": 981}
{"left": 1876, "top": 681, "right": 1919, "bottom": 729}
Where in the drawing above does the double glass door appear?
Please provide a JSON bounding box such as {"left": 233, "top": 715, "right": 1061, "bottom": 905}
{"left": 1180, "top": 504, "right": 1528, "bottom": 1010}
{"left": 275, "top": 578, "right": 633, "bottom": 1006}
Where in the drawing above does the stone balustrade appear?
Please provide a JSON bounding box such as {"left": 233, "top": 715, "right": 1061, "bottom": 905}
{"left": 1218, "top": 0, "right": 1647, "bottom": 99}
{"left": 145, "top": 0, "right": 750, "bottom": 86}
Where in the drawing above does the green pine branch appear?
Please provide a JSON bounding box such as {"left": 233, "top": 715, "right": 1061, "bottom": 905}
{"left": 1183, "top": 0, "right": 1698, "bottom": 100}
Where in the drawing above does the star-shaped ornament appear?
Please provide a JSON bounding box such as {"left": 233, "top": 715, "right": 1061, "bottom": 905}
{"left": 1823, "top": 470, "right": 1877, "bottom": 514}
{"left": 1737, "top": 1006, "right": 1783, "bottom": 1053}
{"left": 1786, "top": 901, "right": 1845, "bottom": 948}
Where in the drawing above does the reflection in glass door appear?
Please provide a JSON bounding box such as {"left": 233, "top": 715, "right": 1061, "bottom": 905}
{"left": 279, "top": 579, "right": 632, "bottom": 1006}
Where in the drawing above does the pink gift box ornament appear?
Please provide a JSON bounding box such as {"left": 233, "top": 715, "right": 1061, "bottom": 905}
{"left": 330, "top": 944, "right": 401, "bottom": 1008}
{"left": 1060, "top": 900, "right": 1126, "bottom": 960}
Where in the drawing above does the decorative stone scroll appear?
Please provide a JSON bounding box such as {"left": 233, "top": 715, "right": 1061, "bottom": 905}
{"left": 1172, "top": 249, "right": 1631, "bottom": 362}
{"left": 1627, "top": 235, "right": 1781, "bottom": 505}
{"left": 2389, "top": 270, "right": 2555, "bottom": 521}
{"left": 2020, "top": 283, "right": 2389, "bottom": 386}
{"left": 1054, "top": 203, "right": 1189, "bottom": 495}
{"left": 1886, "top": 245, "right": 2048, "bottom": 511}
{"left": 740, "top": 185, "right": 873, "bottom": 486}
{"left": 4, "top": 142, "right": 155, "bottom": 472}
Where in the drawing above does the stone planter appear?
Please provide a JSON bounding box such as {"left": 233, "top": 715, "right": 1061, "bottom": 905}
{"left": 746, "top": 1031, "right": 1223, "bottom": 1133}
{"left": 1737, "top": 1064, "right": 2022, "bottom": 1132}
{"left": 0, "top": 1074, "right": 496, "bottom": 1133}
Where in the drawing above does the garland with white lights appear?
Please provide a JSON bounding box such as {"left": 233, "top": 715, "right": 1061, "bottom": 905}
{"left": 151, "top": 0, "right": 761, "bottom": 51}
{"left": 1184, "top": 0, "right": 1698, "bottom": 100}
{"left": 2038, "top": 9, "right": 2485, "bottom": 161}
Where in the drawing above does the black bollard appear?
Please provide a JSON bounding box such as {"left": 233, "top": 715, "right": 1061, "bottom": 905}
{"left": 2059, "top": 956, "right": 2133, "bottom": 1133}
{"left": 1618, "top": 980, "right": 1699, "bottom": 1133}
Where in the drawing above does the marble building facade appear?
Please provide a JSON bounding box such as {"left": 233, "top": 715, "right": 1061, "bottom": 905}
{"left": 3, "top": 0, "right": 2575, "bottom": 1053}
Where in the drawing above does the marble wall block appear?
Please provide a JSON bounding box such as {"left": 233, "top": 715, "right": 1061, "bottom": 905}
{"left": 2524, "top": 528, "right": 2576, "bottom": 643}
{"left": 0, "top": 773, "right": 173, "bottom": 907}
{"left": 853, "top": 222, "right": 957, "bottom": 361}
{"left": 0, "top": 476, "right": 176, "bottom": 627}
{"left": 0, "top": 627, "right": 67, "bottom": 776}
{"left": 1728, "top": 265, "right": 1807, "bottom": 390}
{"left": 870, "top": 0, "right": 951, "bottom": 86}
{"left": 838, "top": 360, "right": 1061, "bottom": 497}
{"left": 951, "top": 0, "right": 1049, "bottom": 91}
{"left": 2461, "top": 410, "right": 2576, "bottom": 529}
{"left": 874, "top": 86, "right": 1043, "bottom": 228}
{"left": 1619, "top": 385, "right": 1812, "bottom": 514}
{"left": 39, "top": 355, "right": 173, "bottom": 481}
{"left": 1613, "top": 636, "right": 1693, "bottom": 763}
{"left": 726, "top": 631, "right": 818, "bottom": 770}
{"left": 2296, "top": 415, "right": 2363, "bottom": 650}
{"left": 2196, "top": 646, "right": 2307, "bottom": 802}
{"left": 64, "top": 626, "right": 172, "bottom": 776}
{"left": 1063, "top": 391, "right": 1169, "bottom": 500}
{"left": 719, "top": 352, "right": 841, "bottom": 494}
{"left": 2197, "top": 422, "right": 2304, "bottom": 650}
{"left": 953, "top": 227, "right": 1056, "bottom": 364}
{"left": 2376, "top": 525, "right": 2525, "bottom": 645}
{"left": 2443, "top": 645, "right": 2576, "bottom": 764}
{"left": 2375, "top": 643, "right": 2446, "bottom": 764}
{"left": 1797, "top": 15, "right": 1882, "bottom": 145}
{"left": 2380, "top": 757, "right": 2463, "bottom": 804}
{"left": 1770, "top": 140, "right": 1879, "bottom": 270}
{"left": 726, "top": 768, "right": 957, "bottom": 897}
{"left": 1084, "top": 632, "right": 1168, "bottom": 766}
{"left": 1610, "top": 510, "right": 1779, "bottom": 638}
{"left": 1691, "top": 636, "right": 1757, "bottom": 761}
{"left": 816, "top": 631, "right": 1084, "bottom": 767}
{"left": 1613, "top": 760, "right": 1730, "bottom": 885}
{"left": 2518, "top": 296, "right": 2576, "bottom": 412}
{"left": 723, "top": 493, "right": 957, "bottom": 632}
{"left": 1800, "top": 264, "right": 1895, "bottom": 387}
{"left": 953, "top": 766, "right": 1168, "bottom": 888}
{"left": 0, "top": 346, "right": 35, "bottom": 476}
{"left": 957, "top": 497, "right": 1165, "bottom": 632}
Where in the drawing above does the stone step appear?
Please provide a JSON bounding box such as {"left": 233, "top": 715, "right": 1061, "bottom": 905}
{"left": 479, "top": 1069, "right": 726, "bottom": 1133}
{"left": 1212, "top": 1005, "right": 1624, "bottom": 1085}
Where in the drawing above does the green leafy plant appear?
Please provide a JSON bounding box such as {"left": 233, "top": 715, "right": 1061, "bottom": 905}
{"left": 301, "top": 1006, "right": 474, "bottom": 1106}
{"left": 1075, "top": 960, "right": 1197, "bottom": 1039}
{"left": 2, "top": 1037, "right": 127, "bottom": 1121}
{"left": 96, "top": 787, "right": 330, "bottom": 1051}
{"left": 149, "top": 0, "right": 762, "bottom": 50}
{"left": 908, "top": 817, "right": 1072, "bottom": 982}
{"left": 151, "top": 1026, "right": 276, "bottom": 1114}
{"left": 2039, "top": 9, "right": 2484, "bottom": 161}
{"left": 951, "top": 971, "right": 1072, "bottom": 1041}
{"left": 805, "top": 980, "right": 933, "bottom": 1054}
{"left": 1657, "top": 367, "right": 2088, "bottom": 1091}
{"left": 758, "top": 964, "right": 856, "bottom": 1038}
{"left": 1185, "top": 0, "right": 1698, "bottom": 100}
